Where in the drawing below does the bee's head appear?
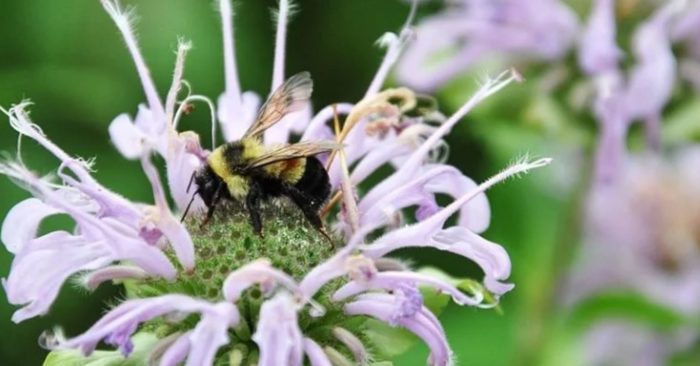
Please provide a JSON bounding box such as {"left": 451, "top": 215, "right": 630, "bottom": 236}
{"left": 181, "top": 165, "right": 223, "bottom": 222}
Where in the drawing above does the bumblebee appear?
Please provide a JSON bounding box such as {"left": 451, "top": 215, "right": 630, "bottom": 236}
{"left": 182, "top": 72, "right": 336, "bottom": 239}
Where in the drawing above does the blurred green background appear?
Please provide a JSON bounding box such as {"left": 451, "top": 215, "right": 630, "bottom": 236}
{"left": 0, "top": 1, "right": 606, "bottom": 365}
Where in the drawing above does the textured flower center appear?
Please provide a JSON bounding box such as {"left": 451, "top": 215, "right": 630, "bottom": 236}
{"left": 128, "top": 199, "right": 369, "bottom": 363}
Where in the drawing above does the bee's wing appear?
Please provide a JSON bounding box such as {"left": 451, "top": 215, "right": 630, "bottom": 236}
{"left": 243, "top": 71, "right": 313, "bottom": 139}
{"left": 244, "top": 140, "right": 340, "bottom": 170}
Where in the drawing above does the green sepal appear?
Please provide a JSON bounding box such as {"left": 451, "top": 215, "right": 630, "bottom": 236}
{"left": 43, "top": 333, "right": 159, "bottom": 366}
{"left": 122, "top": 278, "right": 160, "bottom": 299}
{"left": 418, "top": 267, "right": 501, "bottom": 312}
{"left": 456, "top": 278, "right": 502, "bottom": 313}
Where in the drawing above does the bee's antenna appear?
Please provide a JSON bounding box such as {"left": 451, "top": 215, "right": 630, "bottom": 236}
{"left": 186, "top": 171, "right": 196, "bottom": 194}
{"left": 180, "top": 192, "right": 197, "bottom": 223}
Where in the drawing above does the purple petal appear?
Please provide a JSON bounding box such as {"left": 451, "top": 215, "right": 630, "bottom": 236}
{"left": 365, "top": 225, "right": 513, "bottom": 295}
{"left": 165, "top": 131, "right": 206, "bottom": 212}
{"left": 359, "top": 164, "right": 490, "bottom": 235}
{"left": 332, "top": 327, "right": 368, "bottom": 364}
{"left": 156, "top": 215, "right": 195, "bottom": 271}
{"left": 141, "top": 155, "right": 195, "bottom": 270}
{"left": 591, "top": 76, "right": 629, "bottom": 185}
{"left": 83, "top": 265, "right": 149, "bottom": 291}
{"left": 159, "top": 331, "right": 191, "bottom": 366}
{"left": 217, "top": 91, "right": 261, "bottom": 141}
{"left": 101, "top": 0, "right": 166, "bottom": 122}
{"left": 265, "top": 102, "right": 313, "bottom": 144}
{"left": 218, "top": 0, "right": 244, "bottom": 133}
{"left": 625, "top": 1, "right": 681, "bottom": 126}
{"left": 50, "top": 295, "right": 238, "bottom": 357}
{"left": 301, "top": 103, "right": 354, "bottom": 142}
{"left": 344, "top": 293, "right": 451, "bottom": 366}
{"left": 4, "top": 231, "right": 112, "bottom": 322}
{"left": 222, "top": 259, "right": 302, "bottom": 302}
{"left": 253, "top": 293, "right": 304, "bottom": 366}
{"left": 185, "top": 303, "right": 238, "bottom": 366}
{"left": 108, "top": 113, "right": 149, "bottom": 160}
{"left": 333, "top": 270, "right": 484, "bottom": 306}
{"left": 579, "top": 0, "right": 621, "bottom": 75}
{"left": 1, "top": 198, "right": 62, "bottom": 254}
{"left": 397, "top": 0, "right": 577, "bottom": 91}
{"left": 303, "top": 338, "right": 332, "bottom": 366}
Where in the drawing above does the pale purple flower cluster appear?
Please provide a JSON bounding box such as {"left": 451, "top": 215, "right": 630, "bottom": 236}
{"left": 567, "top": 0, "right": 700, "bottom": 364}
{"left": 1, "top": 1, "right": 550, "bottom": 365}
{"left": 396, "top": 0, "right": 579, "bottom": 91}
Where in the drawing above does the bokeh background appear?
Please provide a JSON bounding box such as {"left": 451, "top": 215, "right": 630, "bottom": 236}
{"left": 1, "top": 0, "right": 698, "bottom": 365}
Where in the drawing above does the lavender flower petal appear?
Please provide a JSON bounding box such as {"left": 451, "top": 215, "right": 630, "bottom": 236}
{"left": 625, "top": 0, "right": 684, "bottom": 148}
{"left": 303, "top": 337, "right": 332, "bottom": 366}
{"left": 159, "top": 331, "right": 191, "bottom": 366}
{"left": 358, "top": 70, "right": 521, "bottom": 214}
{"left": 301, "top": 103, "right": 354, "bottom": 142}
{"left": 222, "top": 259, "right": 302, "bottom": 301}
{"left": 333, "top": 270, "right": 484, "bottom": 306}
{"left": 101, "top": 0, "right": 166, "bottom": 123}
{"left": 49, "top": 295, "right": 238, "bottom": 358}
{"left": 185, "top": 303, "right": 239, "bottom": 366}
{"left": 397, "top": 0, "right": 577, "bottom": 91}
{"left": 579, "top": 0, "right": 621, "bottom": 75}
{"left": 165, "top": 131, "right": 206, "bottom": 212}
{"left": 363, "top": 158, "right": 552, "bottom": 295}
{"left": 1, "top": 198, "right": 62, "bottom": 254}
{"left": 359, "top": 164, "right": 490, "bottom": 234}
{"left": 82, "top": 265, "right": 149, "bottom": 291}
{"left": 3, "top": 231, "right": 112, "bottom": 322}
{"left": 141, "top": 155, "right": 195, "bottom": 270}
{"left": 344, "top": 293, "right": 451, "bottom": 366}
{"left": 108, "top": 112, "right": 151, "bottom": 159}
{"left": 253, "top": 293, "right": 304, "bottom": 366}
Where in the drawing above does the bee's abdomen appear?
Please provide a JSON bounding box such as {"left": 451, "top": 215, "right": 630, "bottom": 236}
{"left": 294, "top": 157, "right": 331, "bottom": 210}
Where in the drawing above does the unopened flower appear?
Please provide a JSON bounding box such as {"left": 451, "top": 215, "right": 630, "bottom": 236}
{"left": 1, "top": 1, "right": 550, "bottom": 365}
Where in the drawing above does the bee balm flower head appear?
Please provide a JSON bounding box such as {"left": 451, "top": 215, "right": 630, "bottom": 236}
{"left": 1, "top": 1, "right": 550, "bottom": 365}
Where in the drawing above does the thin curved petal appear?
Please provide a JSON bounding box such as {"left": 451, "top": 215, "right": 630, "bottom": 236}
{"left": 48, "top": 295, "right": 238, "bottom": 358}
{"left": 303, "top": 337, "right": 332, "bottom": 366}
{"left": 253, "top": 293, "right": 304, "bottom": 366}
{"left": 4, "top": 231, "right": 112, "bottom": 322}
{"left": 344, "top": 293, "right": 451, "bottom": 366}
{"left": 1, "top": 198, "right": 63, "bottom": 254}
{"left": 217, "top": 91, "right": 261, "bottom": 142}
{"left": 108, "top": 113, "right": 148, "bottom": 160}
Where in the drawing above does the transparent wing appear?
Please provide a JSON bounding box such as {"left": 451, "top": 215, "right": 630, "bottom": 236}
{"left": 244, "top": 140, "right": 340, "bottom": 170}
{"left": 243, "top": 71, "right": 313, "bottom": 139}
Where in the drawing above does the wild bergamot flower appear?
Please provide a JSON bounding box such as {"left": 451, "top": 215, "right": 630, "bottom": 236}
{"left": 1, "top": 1, "right": 550, "bottom": 365}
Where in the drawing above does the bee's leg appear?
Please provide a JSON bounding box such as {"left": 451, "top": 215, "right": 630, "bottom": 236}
{"left": 285, "top": 186, "right": 334, "bottom": 247}
{"left": 246, "top": 182, "right": 265, "bottom": 237}
{"left": 201, "top": 183, "right": 223, "bottom": 229}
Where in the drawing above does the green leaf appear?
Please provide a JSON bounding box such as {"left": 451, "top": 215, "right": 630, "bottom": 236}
{"left": 568, "top": 292, "right": 693, "bottom": 332}
{"left": 43, "top": 333, "right": 159, "bottom": 366}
